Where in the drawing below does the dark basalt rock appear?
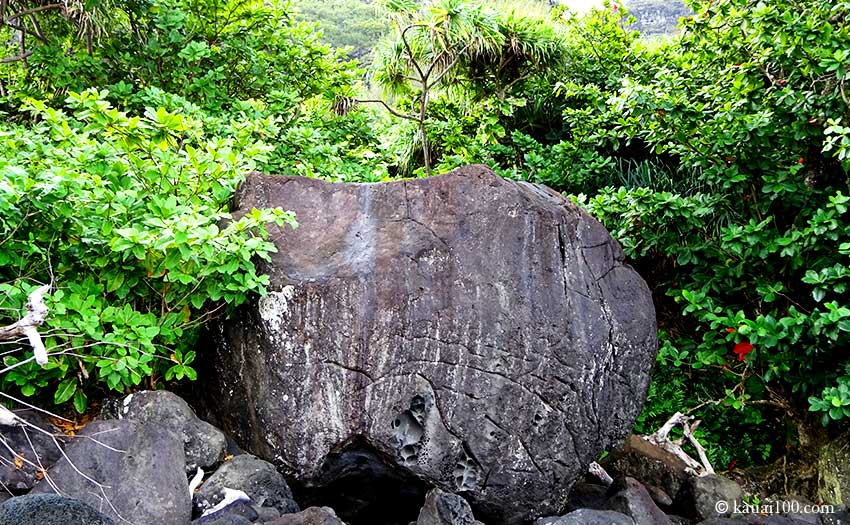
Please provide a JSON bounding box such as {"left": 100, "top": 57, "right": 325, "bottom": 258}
{"left": 193, "top": 500, "right": 260, "bottom": 524}
{"left": 122, "top": 390, "right": 227, "bottom": 473}
{"left": 30, "top": 418, "right": 191, "bottom": 525}
{"left": 0, "top": 411, "right": 64, "bottom": 493}
{"left": 194, "top": 454, "right": 299, "bottom": 516}
{"left": 535, "top": 508, "right": 636, "bottom": 525}
{"left": 266, "top": 507, "right": 346, "bottom": 525}
{"left": 605, "top": 476, "right": 672, "bottom": 525}
{"left": 688, "top": 474, "right": 745, "bottom": 521}
{"left": 199, "top": 165, "right": 657, "bottom": 524}
{"left": 602, "top": 434, "right": 692, "bottom": 512}
{"left": 0, "top": 494, "right": 114, "bottom": 525}
{"left": 416, "top": 488, "right": 478, "bottom": 525}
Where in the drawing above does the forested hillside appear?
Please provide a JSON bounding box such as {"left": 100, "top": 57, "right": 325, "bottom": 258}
{"left": 1, "top": 0, "right": 849, "bottom": 484}
{"left": 625, "top": 0, "right": 691, "bottom": 35}
{"left": 290, "top": 0, "right": 690, "bottom": 63}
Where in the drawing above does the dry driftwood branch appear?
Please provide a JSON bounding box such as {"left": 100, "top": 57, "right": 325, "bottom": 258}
{"left": 0, "top": 284, "right": 51, "bottom": 365}
{"left": 682, "top": 419, "right": 715, "bottom": 475}
{"left": 588, "top": 461, "right": 613, "bottom": 486}
{"left": 643, "top": 411, "right": 715, "bottom": 476}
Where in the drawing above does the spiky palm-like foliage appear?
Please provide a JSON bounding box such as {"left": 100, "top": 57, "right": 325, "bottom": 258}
{"left": 365, "top": 0, "right": 566, "bottom": 175}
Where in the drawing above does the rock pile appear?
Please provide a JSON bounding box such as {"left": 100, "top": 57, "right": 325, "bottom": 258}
{"left": 0, "top": 391, "right": 845, "bottom": 525}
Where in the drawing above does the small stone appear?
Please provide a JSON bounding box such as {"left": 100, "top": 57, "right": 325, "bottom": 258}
{"left": 195, "top": 454, "right": 299, "bottom": 516}
{"left": 417, "top": 488, "right": 477, "bottom": 525}
{"left": 606, "top": 477, "right": 672, "bottom": 525}
{"left": 266, "top": 507, "right": 345, "bottom": 525}
{"left": 688, "top": 474, "right": 744, "bottom": 520}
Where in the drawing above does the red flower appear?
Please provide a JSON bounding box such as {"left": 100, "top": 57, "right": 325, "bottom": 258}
{"left": 725, "top": 327, "right": 736, "bottom": 333}
{"left": 728, "top": 459, "right": 737, "bottom": 470}
{"left": 733, "top": 342, "right": 755, "bottom": 361}
{"left": 612, "top": 3, "right": 620, "bottom": 11}
{"left": 798, "top": 157, "right": 805, "bottom": 164}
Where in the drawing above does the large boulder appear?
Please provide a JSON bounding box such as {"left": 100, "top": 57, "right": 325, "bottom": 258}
{"left": 200, "top": 165, "right": 657, "bottom": 524}
{"left": 605, "top": 476, "right": 672, "bottom": 525}
{"left": 688, "top": 474, "right": 745, "bottom": 521}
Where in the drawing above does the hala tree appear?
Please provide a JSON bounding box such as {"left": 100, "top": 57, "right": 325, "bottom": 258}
{"left": 364, "top": 0, "right": 567, "bottom": 176}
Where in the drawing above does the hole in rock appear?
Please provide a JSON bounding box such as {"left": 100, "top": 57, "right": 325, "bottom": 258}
{"left": 291, "top": 436, "right": 430, "bottom": 525}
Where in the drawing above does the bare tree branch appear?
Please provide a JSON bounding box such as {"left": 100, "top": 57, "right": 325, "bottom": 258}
{"left": 0, "top": 50, "right": 32, "bottom": 63}
{"left": 0, "top": 284, "right": 51, "bottom": 365}
{"left": 354, "top": 99, "right": 419, "bottom": 121}
{"left": 5, "top": 3, "right": 63, "bottom": 23}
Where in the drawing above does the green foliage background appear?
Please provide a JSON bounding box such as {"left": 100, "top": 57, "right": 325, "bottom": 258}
{"left": 2, "top": 0, "right": 849, "bottom": 472}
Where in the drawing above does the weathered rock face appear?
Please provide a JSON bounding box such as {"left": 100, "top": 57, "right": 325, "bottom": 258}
{"left": 200, "top": 165, "right": 657, "bottom": 524}
{"left": 817, "top": 433, "right": 850, "bottom": 506}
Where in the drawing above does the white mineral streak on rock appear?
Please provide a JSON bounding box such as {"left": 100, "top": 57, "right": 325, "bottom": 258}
{"left": 258, "top": 286, "right": 296, "bottom": 335}
{"left": 494, "top": 281, "right": 510, "bottom": 313}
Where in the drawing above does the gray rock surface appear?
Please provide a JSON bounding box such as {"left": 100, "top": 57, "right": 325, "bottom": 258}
{"left": 0, "top": 493, "right": 114, "bottom": 525}
{"left": 696, "top": 517, "right": 817, "bottom": 524}
{"left": 267, "top": 506, "right": 345, "bottom": 525}
{"left": 417, "top": 488, "right": 477, "bottom": 525}
{"left": 195, "top": 454, "right": 299, "bottom": 516}
{"left": 818, "top": 433, "right": 850, "bottom": 506}
{"left": 689, "top": 474, "right": 745, "bottom": 520}
{"left": 30, "top": 418, "right": 191, "bottom": 525}
{"left": 123, "top": 390, "right": 227, "bottom": 472}
{"left": 821, "top": 507, "right": 850, "bottom": 525}
{"left": 0, "top": 411, "right": 63, "bottom": 492}
{"left": 201, "top": 165, "right": 658, "bottom": 524}
{"left": 192, "top": 515, "right": 254, "bottom": 525}
{"left": 606, "top": 476, "right": 672, "bottom": 525}
{"left": 535, "top": 508, "right": 636, "bottom": 525}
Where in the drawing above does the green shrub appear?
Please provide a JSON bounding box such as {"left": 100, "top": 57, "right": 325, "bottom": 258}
{"left": 569, "top": 0, "right": 850, "bottom": 466}
{"left": 0, "top": 90, "right": 295, "bottom": 411}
